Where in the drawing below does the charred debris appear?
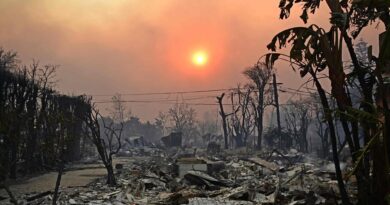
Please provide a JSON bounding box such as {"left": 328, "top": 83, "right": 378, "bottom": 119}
{"left": 2, "top": 131, "right": 356, "bottom": 204}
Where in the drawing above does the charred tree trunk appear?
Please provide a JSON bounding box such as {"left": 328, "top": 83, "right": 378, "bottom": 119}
{"left": 0, "top": 184, "right": 18, "bottom": 205}
{"left": 243, "top": 64, "right": 271, "bottom": 150}
{"left": 321, "top": 128, "right": 330, "bottom": 158}
{"left": 256, "top": 100, "right": 264, "bottom": 150}
{"left": 272, "top": 74, "right": 282, "bottom": 150}
{"left": 9, "top": 139, "right": 18, "bottom": 179}
{"left": 311, "top": 71, "right": 351, "bottom": 205}
{"left": 105, "top": 159, "right": 116, "bottom": 186}
{"left": 370, "top": 30, "right": 390, "bottom": 205}
{"left": 52, "top": 160, "right": 64, "bottom": 205}
{"left": 83, "top": 102, "right": 122, "bottom": 187}
{"left": 320, "top": 27, "right": 371, "bottom": 205}
{"left": 217, "top": 93, "right": 229, "bottom": 149}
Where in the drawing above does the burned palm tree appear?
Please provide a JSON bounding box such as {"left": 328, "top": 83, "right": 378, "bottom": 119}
{"left": 243, "top": 63, "right": 272, "bottom": 150}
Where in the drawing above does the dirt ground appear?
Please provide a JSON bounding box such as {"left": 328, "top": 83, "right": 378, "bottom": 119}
{"left": 0, "top": 157, "right": 133, "bottom": 198}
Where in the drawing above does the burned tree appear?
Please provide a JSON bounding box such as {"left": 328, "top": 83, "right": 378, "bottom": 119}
{"left": 83, "top": 99, "right": 123, "bottom": 186}
{"left": 217, "top": 93, "right": 229, "bottom": 149}
{"left": 283, "top": 99, "right": 312, "bottom": 153}
{"left": 227, "top": 86, "right": 256, "bottom": 148}
{"left": 311, "top": 94, "right": 331, "bottom": 158}
{"left": 166, "top": 102, "right": 198, "bottom": 145}
{"left": 243, "top": 64, "right": 272, "bottom": 150}
{"left": 198, "top": 111, "right": 219, "bottom": 146}
{"left": 0, "top": 49, "right": 88, "bottom": 182}
{"left": 155, "top": 111, "right": 169, "bottom": 136}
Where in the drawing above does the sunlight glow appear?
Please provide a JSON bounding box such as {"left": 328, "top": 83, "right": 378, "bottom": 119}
{"left": 192, "top": 51, "right": 208, "bottom": 66}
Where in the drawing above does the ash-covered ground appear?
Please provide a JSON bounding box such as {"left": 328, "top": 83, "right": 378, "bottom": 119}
{"left": 1, "top": 146, "right": 355, "bottom": 205}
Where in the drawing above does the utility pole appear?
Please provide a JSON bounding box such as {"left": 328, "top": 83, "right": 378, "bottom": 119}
{"left": 272, "top": 74, "right": 282, "bottom": 150}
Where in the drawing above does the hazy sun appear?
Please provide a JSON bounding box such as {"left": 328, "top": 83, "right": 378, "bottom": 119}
{"left": 192, "top": 51, "right": 208, "bottom": 66}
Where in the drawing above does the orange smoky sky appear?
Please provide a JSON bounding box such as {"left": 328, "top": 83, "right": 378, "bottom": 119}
{"left": 0, "top": 0, "right": 385, "bottom": 121}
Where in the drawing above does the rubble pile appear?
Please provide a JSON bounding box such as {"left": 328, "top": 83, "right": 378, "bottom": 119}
{"left": 5, "top": 149, "right": 356, "bottom": 205}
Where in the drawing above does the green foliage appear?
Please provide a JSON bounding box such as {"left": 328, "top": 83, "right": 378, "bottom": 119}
{"left": 386, "top": 194, "right": 390, "bottom": 205}
{"left": 330, "top": 12, "right": 348, "bottom": 28}
{"left": 334, "top": 105, "right": 383, "bottom": 179}
{"left": 346, "top": 127, "right": 381, "bottom": 179}
{"left": 278, "top": 0, "right": 390, "bottom": 38}
{"left": 335, "top": 105, "right": 381, "bottom": 125}
{"left": 352, "top": 0, "right": 390, "bottom": 7}
{"left": 278, "top": 0, "right": 322, "bottom": 23}
{"left": 266, "top": 25, "right": 327, "bottom": 77}
{"left": 273, "top": 0, "right": 390, "bottom": 203}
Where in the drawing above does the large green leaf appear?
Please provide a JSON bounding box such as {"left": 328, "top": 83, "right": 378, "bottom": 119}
{"left": 335, "top": 106, "right": 381, "bottom": 125}
{"left": 267, "top": 26, "right": 318, "bottom": 51}
{"left": 267, "top": 25, "right": 326, "bottom": 73}
{"left": 278, "top": 0, "right": 322, "bottom": 23}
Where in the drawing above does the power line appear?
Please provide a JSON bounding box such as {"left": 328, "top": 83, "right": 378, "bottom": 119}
{"left": 91, "top": 85, "right": 319, "bottom": 105}
{"left": 95, "top": 101, "right": 234, "bottom": 106}
{"left": 88, "top": 85, "right": 290, "bottom": 98}
{"left": 279, "top": 89, "right": 312, "bottom": 96}
{"left": 280, "top": 87, "right": 315, "bottom": 94}
{"left": 94, "top": 95, "right": 216, "bottom": 104}
{"left": 89, "top": 88, "right": 236, "bottom": 97}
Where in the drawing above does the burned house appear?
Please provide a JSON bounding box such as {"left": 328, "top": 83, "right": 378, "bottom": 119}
{"left": 124, "top": 135, "right": 145, "bottom": 148}
{"left": 201, "top": 133, "right": 223, "bottom": 146}
{"left": 161, "top": 132, "right": 182, "bottom": 147}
